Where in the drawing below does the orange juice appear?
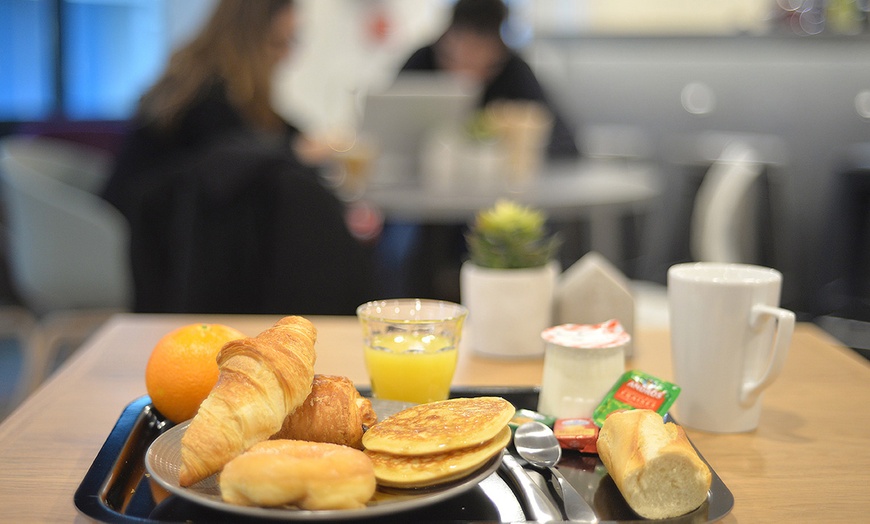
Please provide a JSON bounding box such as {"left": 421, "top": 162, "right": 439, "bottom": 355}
{"left": 364, "top": 332, "right": 458, "bottom": 403}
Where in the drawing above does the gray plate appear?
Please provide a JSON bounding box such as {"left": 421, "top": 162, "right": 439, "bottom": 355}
{"left": 144, "top": 399, "right": 503, "bottom": 521}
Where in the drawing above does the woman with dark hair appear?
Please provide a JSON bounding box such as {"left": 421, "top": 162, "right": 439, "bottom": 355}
{"left": 121, "top": 0, "right": 300, "bottom": 156}
{"left": 104, "top": 0, "right": 374, "bottom": 315}
{"left": 105, "top": 0, "right": 302, "bottom": 215}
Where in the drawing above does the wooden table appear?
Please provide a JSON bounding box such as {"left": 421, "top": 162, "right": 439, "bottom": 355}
{"left": 0, "top": 314, "right": 867, "bottom": 522}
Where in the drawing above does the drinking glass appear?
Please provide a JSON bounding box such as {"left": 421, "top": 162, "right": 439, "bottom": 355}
{"left": 357, "top": 298, "right": 468, "bottom": 403}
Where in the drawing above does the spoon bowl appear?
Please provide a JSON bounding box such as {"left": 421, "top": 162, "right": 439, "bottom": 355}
{"left": 514, "top": 421, "right": 598, "bottom": 523}
{"left": 514, "top": 420, "right": 562, "bottom": 467}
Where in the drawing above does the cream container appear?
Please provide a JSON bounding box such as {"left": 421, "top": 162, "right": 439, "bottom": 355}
{"left": 537, "top": 319, "right": 629, "bottom": 419}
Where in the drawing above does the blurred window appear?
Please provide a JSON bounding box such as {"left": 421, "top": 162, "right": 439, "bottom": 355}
{"left": 0, "top": 0, "right": 56, "bottom": 120}
{"left": 0, "top": 0, "right": 173, "bottom": 122}
{"left": 63, "top": 0, "right": 168, "bottom": 120}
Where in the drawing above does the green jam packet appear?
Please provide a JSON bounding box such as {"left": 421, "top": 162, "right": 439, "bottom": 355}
{"left": 509, "top": 408, "right": 557, "bottom": 433}
{"left": 592, "top": 370, "right": 681, "bottom": 427}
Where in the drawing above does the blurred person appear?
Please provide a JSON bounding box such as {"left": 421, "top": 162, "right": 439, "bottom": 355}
{"left": 106, "top": 0, "right": 302, "bottom": 174}
{"left": 382, "top": 0, "right": 580, "bottom": 300}
{"left": 103, "top": 0, "right": 374, "bottom": 315}
{"left": 400, "top": 0, "right": 579, "bottom": 159}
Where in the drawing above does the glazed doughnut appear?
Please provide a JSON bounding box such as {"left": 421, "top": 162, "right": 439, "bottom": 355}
{"left": 219, "top": 439, "right": 376, "bottom": 510}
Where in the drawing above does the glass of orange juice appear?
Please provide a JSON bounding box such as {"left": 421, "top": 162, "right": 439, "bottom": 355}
{"left": 357, "top": 299, "right": 468, "bottom": 404}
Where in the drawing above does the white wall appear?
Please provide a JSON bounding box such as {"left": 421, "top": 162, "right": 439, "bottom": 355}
{"left": 168, "top": 0, "right": 780, "bottom": 134}
{"left": 273, "top": 0, "right": 452, "bottom": 135}
{"left": 529, "top": 35, "right": 870, "bottom": 311}
{"left": 531, "top": 0, "right": 770, "bottom": 36}
{"left": 272, "top": 0, "right": 776, "bottom": 134}
{"left": 159, "top": 0, "right": 452, "bottom": 134}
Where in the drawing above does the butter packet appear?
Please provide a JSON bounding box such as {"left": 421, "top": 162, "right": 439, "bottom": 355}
{"left": 592, "top": 370, "right": 680, "bottom": 427}
{"left": 509, "top": 408, "right": 557, "bottom": 433}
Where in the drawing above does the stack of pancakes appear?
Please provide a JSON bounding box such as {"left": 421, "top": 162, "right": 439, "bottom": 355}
{"left": 362, "top": 397, "right": 515, "bottom": 488}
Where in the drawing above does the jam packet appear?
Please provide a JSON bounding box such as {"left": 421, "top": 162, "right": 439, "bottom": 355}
{"left": 592, "top": 370, "right": 680, "bottom": 427}
{"left": 554, "top": 417, "right": 599, "bottom": 454}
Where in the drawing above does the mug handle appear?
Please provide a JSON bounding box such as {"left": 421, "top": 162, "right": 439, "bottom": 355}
{"left": 740, "top": 304, "right": 795, "bottom": 406}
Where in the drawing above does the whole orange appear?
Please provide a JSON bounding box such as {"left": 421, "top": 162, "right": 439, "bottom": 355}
{"left": 145, "top": 323, "right": 246, "bottom": 423}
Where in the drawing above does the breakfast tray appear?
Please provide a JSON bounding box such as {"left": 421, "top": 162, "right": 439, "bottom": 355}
{"left": 74, "top": 387, "right": 733, "bottom": 523}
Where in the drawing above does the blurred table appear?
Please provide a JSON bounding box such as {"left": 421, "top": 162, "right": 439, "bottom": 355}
{"left": 0, "top": 314, "right": 867, "bottom": 522}
{"left": 363, "top": 159, "right": 660, "bottom": 265}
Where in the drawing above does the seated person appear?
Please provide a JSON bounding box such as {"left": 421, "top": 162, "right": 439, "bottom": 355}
{"left": 400, "top": 0, "right": 579, "bottom": 159}
{"left": 382, "top": 0, "right": 581, "bottom": 300}
{"left": 102, "top": 0, "right": 373, "bottom": 314}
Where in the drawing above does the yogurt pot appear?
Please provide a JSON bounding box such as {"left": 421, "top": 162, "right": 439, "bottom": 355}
{"left": 537, "top": 319, "right": 629, "bottom": 419}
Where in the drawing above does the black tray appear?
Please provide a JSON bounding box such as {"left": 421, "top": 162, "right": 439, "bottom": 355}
{"left": 74, "top": 387, "right": 733, "bottom": 523}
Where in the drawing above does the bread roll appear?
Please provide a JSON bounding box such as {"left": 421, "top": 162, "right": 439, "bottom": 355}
{"left": 219, "top": 439, "right": 376, "bottom": 510}
{"left": 597, "top": 409, "right": 711, "bottom": 519}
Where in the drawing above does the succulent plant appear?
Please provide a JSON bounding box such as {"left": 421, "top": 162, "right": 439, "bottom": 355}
{"left": 465, "top": 200, "right": 561, "bottom": 269}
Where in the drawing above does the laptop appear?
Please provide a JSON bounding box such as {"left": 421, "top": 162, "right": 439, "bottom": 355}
{"left": 359, "top": 72, "right": 480, "bottom": 185}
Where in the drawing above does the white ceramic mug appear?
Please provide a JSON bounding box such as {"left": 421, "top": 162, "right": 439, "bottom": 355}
{"left": 668, "top": 263, "right": 795, "bottom": 433}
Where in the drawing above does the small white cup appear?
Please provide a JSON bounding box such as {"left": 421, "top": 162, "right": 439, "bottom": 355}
{"left": 668, "top": 263, "right": 795, "bottom": 433}
{"left": 537, "top": 320, "right": 629, "bottom": 419}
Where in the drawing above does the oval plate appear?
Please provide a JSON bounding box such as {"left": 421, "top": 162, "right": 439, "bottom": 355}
{"left": 144, "top": 400, "right": 503, "bottom": 521}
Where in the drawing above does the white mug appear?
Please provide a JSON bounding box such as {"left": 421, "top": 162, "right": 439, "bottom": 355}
{"left": 668, "top": 263, "right": 795, "bottom": 433}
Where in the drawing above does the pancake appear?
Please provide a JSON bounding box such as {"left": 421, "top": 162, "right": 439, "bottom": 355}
{"left": 365, "top": 425, "right": 511, "bottom": 488}
{"left": 361, "top": 397, "right": 515, "bottom": 455}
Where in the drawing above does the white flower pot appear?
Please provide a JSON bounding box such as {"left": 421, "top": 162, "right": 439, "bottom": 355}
{"left": 460, "top": 260, "right": 560, "bottom": 358}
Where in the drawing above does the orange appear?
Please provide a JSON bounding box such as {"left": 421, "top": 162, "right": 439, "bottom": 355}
{"left": 145, "top": 323, "right": 246, "bottom": 423}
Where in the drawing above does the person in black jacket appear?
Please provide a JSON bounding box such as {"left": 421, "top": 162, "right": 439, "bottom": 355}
{"left": 383, "top": 0, "right": 579, "bottom": 300}
{"left": 400, "top": 0, "right": 578, "bottom": 159}
{"left": 103, "top": 0, "right": 374, "bottom": 315}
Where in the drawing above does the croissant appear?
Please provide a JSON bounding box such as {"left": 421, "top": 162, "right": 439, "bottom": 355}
{"left": 178, "top": 316, "right": 317, "bottom": 487}
{"left": 271, "top": 375, "right": 377, "bottom": 449}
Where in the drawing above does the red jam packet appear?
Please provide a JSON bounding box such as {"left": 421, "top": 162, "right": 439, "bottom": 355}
{"left": 592, "top": 370, "right": 681, "bottom": 427}
{"left": 554, "top": 418, "right": 599, "bottom": 454}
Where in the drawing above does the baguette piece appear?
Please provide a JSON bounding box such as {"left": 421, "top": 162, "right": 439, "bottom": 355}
{"left": 178, "top": 316, "right": 317, "bottom": 487}
{"left": 597, "top": 409, "right": 712, "bottom": 519}
{"left": 271, "top": 374, "right": 376, "bottom": 449}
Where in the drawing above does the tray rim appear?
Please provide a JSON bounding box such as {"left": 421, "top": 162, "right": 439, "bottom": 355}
{"left": 74, "top": 395, "right": 156, "bottom": 524}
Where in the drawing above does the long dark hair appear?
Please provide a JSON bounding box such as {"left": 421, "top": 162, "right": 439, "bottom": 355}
{"left": 137, "top": 0, "right": 294, "bottom": 132}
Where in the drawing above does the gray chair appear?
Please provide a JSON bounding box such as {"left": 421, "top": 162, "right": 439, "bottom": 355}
{"left": 633, "top": 139, "right": 776, "bottom": 327}
{"left": 1, "top": 135, "right": 111, "bottom": 195}
{"left": 690, "top": 140, "right": 765, "bottom": 264}
{"left": 0, "top": 136, "right": 132, "bottom": 405}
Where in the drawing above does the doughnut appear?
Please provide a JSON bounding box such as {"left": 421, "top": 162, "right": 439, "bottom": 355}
{"left": 219, "top": 439, "right": 376, "bottom": 510}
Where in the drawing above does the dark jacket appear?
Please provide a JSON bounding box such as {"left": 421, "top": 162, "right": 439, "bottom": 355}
{"left": 401, "top": 44, "right": 579, "bottom": 159}
{"left": 103, "top": 81, "right": 373, "bottom": 314}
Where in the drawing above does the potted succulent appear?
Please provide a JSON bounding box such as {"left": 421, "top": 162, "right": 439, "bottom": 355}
{"left": 460, "top": 200, "right": 561, "bottom": 357}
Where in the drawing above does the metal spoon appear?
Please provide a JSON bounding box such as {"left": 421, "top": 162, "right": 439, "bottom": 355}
{"left": 514, "top": 421, "right": 599, "bottom": 523}
{"left": 499, "top": 451, "right": 562, "bottom": 522}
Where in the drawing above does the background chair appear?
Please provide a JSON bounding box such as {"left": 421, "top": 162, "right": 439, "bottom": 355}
{"left": 1, "top": 135, "right": 112, "bottom": 195}
{"left": 632, "top": 139, "right": 776, "bottom": 327}
{"left": 690, "top": 141, "right": 765, "bottom": 264}
{"left": 812, "top": 143, "right": 870, "bottom": 360}
{"left": 0, "top": 136, "right": 132, "bottom": 409}
{"left": 111, "top": 132, "right": 373, "bottom": 315}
